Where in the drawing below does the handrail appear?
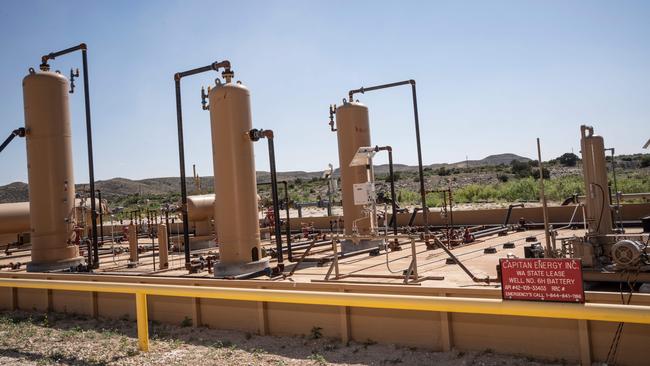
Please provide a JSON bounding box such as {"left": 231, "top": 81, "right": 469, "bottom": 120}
{"left": 0, "top": 278, "right": 649, "bottom": 353}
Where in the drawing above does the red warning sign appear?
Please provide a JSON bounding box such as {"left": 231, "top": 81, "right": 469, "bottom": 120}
{"left": 500, "top": 258, "right": 584, "bottom": 303}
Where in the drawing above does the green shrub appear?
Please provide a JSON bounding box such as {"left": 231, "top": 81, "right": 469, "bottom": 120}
{"left": 557, "top": 153, "right": 579, "bottom": 167}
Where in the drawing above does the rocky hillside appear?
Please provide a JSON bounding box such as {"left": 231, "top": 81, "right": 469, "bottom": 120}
{"left": 0, "top": 153, "right": 531, "bottom": 203}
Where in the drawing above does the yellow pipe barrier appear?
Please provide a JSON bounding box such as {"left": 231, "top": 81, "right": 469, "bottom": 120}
{"left": 0, "top": 278, "right": 649, "bottom": 351}
{"left": 135, "top": 293, "right": 149, "bottom": 352}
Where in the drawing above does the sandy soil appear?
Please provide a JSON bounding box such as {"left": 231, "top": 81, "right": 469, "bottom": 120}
{"left": 0, "top": 311, "right": 567, "bottom": 366}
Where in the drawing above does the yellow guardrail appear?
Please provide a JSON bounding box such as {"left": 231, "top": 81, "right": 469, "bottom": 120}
{"left": 1, "top": 278, "right": 649, "bottom": 352}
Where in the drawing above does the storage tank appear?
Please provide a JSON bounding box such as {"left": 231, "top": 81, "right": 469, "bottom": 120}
{"left": 0, "top": 202, "right": 30, "bottom": 235}
{"left": 23, "top": 69, "right": 82, "bottom": 271}
{"left": 335, "top": 101, "right": 373, "bottom": 237}
{"left": 580, "top": 125, "right": 613, "bottom": 236}
{"left": 187, "top": 194, "right": 215, "bottom": 222}
{"left": 208, "top": 80, "right": 267, "bottom": 276}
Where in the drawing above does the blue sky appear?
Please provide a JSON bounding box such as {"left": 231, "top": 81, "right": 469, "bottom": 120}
{"left": 1, "top": 0, "right": 649, "bottom": 185}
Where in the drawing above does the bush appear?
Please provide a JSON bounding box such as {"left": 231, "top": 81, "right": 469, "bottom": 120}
{"left": 641, "top": 155, "right": 650, "bottom": 168}
{"left": 436, "top": 167, "right": 451, "bottom": 176}
{"left": 511, "top": 160, "right": 532, "bottom": 178}
{"left": 557, "top": 153, "right": 580, "bottom": 167}
{"left": 385, "top": 172, "right": 401, "bottom": 183}
{"left": 532, "top": 167, "right": 551, "bottom": 180}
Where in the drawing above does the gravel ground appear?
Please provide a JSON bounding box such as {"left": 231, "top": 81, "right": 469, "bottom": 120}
{"left": 0, "top": 311, "right": 569, "bottom": 366}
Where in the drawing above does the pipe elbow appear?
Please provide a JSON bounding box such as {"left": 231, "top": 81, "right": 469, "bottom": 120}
{"left": 409, "top": 79, "right": 416, "bottom": 85}
{"left": 14, "top": 128, "right": 26, "bottom": 138}
{"left": 79, "top": 43, "right": 87, "bottom": 50}
{"left": 174, "top": 73, "right": 182, "bottom": 82}
{"left": 249, "top": 128, "right": 273, "bottom": 141}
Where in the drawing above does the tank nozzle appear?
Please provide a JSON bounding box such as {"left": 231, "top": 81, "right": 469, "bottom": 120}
{"left": 222, "top": 69, "right": 234, "bottom": 83}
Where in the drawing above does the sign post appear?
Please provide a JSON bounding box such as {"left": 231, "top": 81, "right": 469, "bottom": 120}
{"left": 500, "top": 258, "right": 584, "bottom": 303}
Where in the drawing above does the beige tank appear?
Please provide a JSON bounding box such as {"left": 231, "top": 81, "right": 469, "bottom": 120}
{"left": 0, "top": 202, "right": 30, "bottom": 235}
{"left": 187, "top": 194, "right": 215, "bottom": 221}
{"left": 23, "top": 70, "right": 82, "bottom": 271}
{"left": 580, "top": 125, "right": 612, "bottom": 236}
{"left": 208, "top": 81, "right": 264, "bottom": 270}
{"left": 335, "top": 101, "right": 372, "bottom": 236}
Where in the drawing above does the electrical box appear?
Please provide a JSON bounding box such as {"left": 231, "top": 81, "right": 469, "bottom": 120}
{"left": 353, "top": 182, "right": 375, "bottom": 206}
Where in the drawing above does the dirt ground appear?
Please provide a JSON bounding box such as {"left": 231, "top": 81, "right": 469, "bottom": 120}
{"left": 0, "top": 311, "right": 569, "bottom": 366}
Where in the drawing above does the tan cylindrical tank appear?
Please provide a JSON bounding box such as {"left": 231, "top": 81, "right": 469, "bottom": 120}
{"left": 157, "top": 224, "right": 169, "bottom": 269}
{"left": 187, "top": 194, "right": 215, "bottom": 221}
{"left": 580, "top": 125, "right": 612, "bottom": 236}
{"left": 23, "top": 70, "right": 82, "bottom": 271}
{"left": 0, "top": 202, "right": 30, "bottom": 235}
{"left": 208, "top": 81, "right": 266, "bottom": 275}
{"left": 335, "top": 101, "right": 372, "bottom": 236}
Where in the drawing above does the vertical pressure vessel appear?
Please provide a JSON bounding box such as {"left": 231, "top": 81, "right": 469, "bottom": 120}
{"left": 23, "top": 70, "right": 82, "bottom": 271}
{"left": 208, "top": 81, "right": 265, "bottom": 274}
{"left": 335, "top": 101, "right": 372, "bottom": 236}
{"left": 580, "top": 125, "right": 612, "bottom": 236}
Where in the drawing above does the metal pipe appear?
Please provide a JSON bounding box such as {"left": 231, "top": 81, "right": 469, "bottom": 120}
{"left": 40, "top": 43, "right": 98, "bottom": 268}
{"left": 259, "top": 180, "right": 293, "bottom": 261}
{"left": 173, "top": 60, "right": 232, "bottom": 269}
{"left": 135, "top": 292, "right": 149, "bottom": 351}
{"left": 503, "top": 203, "right": 524, "bottom": 226}
{"left": 250, "top": 129, "right": 283, "bottom": 268}
{"left": 536, "top": 138, "right": 552, "bottom": 255}
{"left": 433, "top": 237, "right": 491, "bottom": 283}
{"left": 472, "top": 226, "right": 509, "bottom": 239}
{"left": 326, "top": 174, "right": 333, "bottom": 217}
{"left": 372, "top": 146, "right": 398, "bottom": 239}
{"left": 81, "top": 48, "right": 99, "bottom": 268}
{"left": 606, "top": 148, "right": 623, "bottom": 230}
{"left": 0, "top": 128, "right": 25, "bottom": 154}
{"left": 347, "top": 80, "right": 429, "bottom": 244}
{"left": 283, "top": 181, "right": 292, "bottom": 261}
{"left": 97, "top": 190, "right": 104, "bottom": 245}
{"left": 448, "top": 185, "right": 454, "bottom": 229}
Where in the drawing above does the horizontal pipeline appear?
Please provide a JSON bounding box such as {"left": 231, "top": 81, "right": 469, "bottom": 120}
{"left": 0, "top": 278, "right": 649, "bottom": 325}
